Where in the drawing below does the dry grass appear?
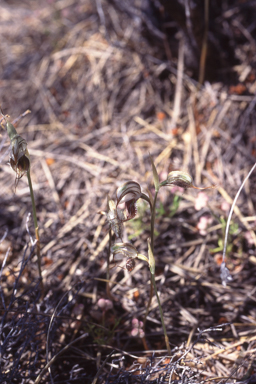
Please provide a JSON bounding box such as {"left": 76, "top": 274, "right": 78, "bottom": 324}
{"left": 0, "top": 0, "right": 256, "bottom": 383}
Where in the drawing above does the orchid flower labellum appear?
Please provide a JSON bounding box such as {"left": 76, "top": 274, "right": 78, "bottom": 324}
{"left": 116, "top": 181, "right": 142, "bottom": 221}
{"left": 111, "top": 242, "right": 148, "bottom": 272}
{"left": 126, "top": 257, "right": 136, "bottom": 272}
{"left": 112, "top": 242, "right": 138, "bottom": 272}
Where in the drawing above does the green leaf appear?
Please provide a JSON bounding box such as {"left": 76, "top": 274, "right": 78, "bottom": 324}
{"left": 147, "top": 239, "right": 155, "bottom": 275}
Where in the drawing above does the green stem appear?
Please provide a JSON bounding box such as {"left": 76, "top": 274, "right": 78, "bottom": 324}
{"left": 151, "top": 272, "right": 171, "bottom": 356}
{"left": 106, "top": 229, "right": 114, "bottom": 300}
{"left": 143, "top": 189, "right": 158, "bottom": 328}
{"left": 151, "top": 189, "right": 158, "bottom": 250}
{"left": 143, "top": 187, "right": 171, "bottom": 354}
{"left": 27, "top": 169, "right": 43, "bottom": 288}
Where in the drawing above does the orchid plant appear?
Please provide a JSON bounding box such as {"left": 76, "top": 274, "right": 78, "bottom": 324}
{"left": 0, "top": 111, "right": 43, "bottom": 289}
{"left": 100, "top": 157, "right": 214, "bottom": 355}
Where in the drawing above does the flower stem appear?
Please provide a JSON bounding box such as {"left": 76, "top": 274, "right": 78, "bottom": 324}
{"left": 151, "top": 189, "right": 158, "bottom": 250}
{"left": 143, "top": 189, "right": 158, "bottom": 328}
{"left": 27, "top": 169, "right": 43, "bottom": 290}
{"left": 106, "top": 229, "right": 115, "bottom": 301}
{"left": 143, "top": 187, "right": 171, "bottom": 355}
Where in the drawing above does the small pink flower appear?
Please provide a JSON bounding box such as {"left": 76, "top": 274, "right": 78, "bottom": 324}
{"left": 194, "top": 192, "right": 209, "bottom": 211}
{"left": 197, "top": 215, "right": 213, "bottom": 236}
{"left": 97, "top": 299, "right": 113, "bottom": 311}
{"left": 131, "top": 328, "right": 145, "bottom": 337}
{"left": 221, "top": 201, "right": 230, "bottom": 212}
{"left": 131, "top": 319, "right": 145, "bottom": 338}
{"left": 244, "top": 231, "right": 255, "bottom": 245}
{"left": 131, "top": 318, "right": 140, "bottom": 327}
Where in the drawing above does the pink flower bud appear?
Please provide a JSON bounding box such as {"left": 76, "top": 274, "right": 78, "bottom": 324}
{"left": 131, "top": 319, "right": 145, "bottom": 337}
{"left": 97, "top": 298, "right": 113, "bottom": 311}
{"left": 132, "top": 318, "right": 140, "bottom": 327}
{"left": 97, "top": 298, "right": 106, "bottom": 309}
{"left": 197, "top": 215, "right": 213, "bottom": 236}
{"left": 131, "top": 328, "right": 140, "bottom": 337}
{"left": 244, "top": 231, "right": 255, "bottom": 245}
{"left": 194, "top": 192, "right": 209, "bottom": 211}
{"left": 221, "top": 201, "right": 230, "bottom": 212}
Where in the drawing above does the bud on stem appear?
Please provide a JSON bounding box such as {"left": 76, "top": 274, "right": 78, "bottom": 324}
{"left": 160, "top": 170, "right": 215, "bottom": 190}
